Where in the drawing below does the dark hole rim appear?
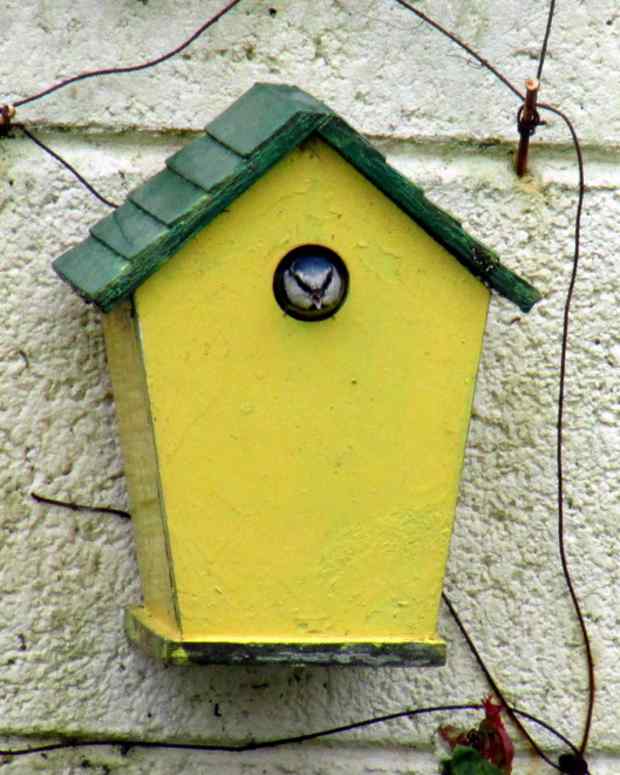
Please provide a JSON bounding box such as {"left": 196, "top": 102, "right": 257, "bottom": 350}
{"left": 272, "top": 244, "right": 350, "bottom": 322}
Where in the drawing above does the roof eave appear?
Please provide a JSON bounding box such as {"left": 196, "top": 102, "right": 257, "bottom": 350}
{"left": 54, "top": 108, "right": 332, "bottom": 311}
{"left": 53, "top": 83, "right": 541, "bottom": 314}
{"left": 317, "top": 117, "right": 541, "bottom": 313}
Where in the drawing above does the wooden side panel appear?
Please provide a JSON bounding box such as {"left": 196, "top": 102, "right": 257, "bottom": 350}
{"left": 102, "top": 302, "right": 180, "bottom": 635}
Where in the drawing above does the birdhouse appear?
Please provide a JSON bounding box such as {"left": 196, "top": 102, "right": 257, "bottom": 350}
{"left": 54, "top": 84, "right": 540, "bottom": 666}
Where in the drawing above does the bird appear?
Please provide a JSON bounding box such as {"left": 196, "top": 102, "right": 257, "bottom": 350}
{"left": 274, "top": 246, "right": 348, "bottom": 321}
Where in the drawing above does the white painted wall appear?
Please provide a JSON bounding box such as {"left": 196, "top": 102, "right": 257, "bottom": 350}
{"left": 1, "top": 1, "right": 618, "bottom": 772}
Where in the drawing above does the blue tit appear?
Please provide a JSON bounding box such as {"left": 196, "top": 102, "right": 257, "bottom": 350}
{"left": 273, "top": 245, "right": 349, "bottom": 321}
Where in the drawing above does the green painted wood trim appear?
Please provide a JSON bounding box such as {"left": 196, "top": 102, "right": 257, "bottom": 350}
{"left": 166, "top": 135, "right": 245, "bottom": 192}
{"left": 125, "top": 608, "right": 446, "bottom": 667}
{"left": 318, "top": 117, "right": 541, "bottom": 313}
{"left": 54, "top": 237, "right": 130, "bottom": 300}
{"left": 129, "top": 168, "right": 211, "bottom": 228}
{"left": 53, "top": 82, "right": 541, "bottom": 313}
{"left": 56, "top": 114, "right": 329, "bottom": 311}
{"left": 206, "top": 83, "right": 331, "bottom": 157}
{"left": 91, "top": 201, "right": 169, "bottom": 261}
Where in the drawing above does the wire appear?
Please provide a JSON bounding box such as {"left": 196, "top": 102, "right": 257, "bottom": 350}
{"left": 24, "top": 485, "right": 593, "bottom": 767}
{"left": 31, "top": 492, "right": 131, "bottom": 520}
{"left": 6, "top": 1, "right": 246, "bottom": 216}
{"left": 514, "top": 708, "right": 580, "bottom": 757}
{"left": 0, "top": 702, "right": 579, "bottom": 760}
{"left": 7, "top": 0, "right": 593, "bottom": 767}
{"left": 12, "top": 0, "right": 245, "bottom": 109}
{"left": 0, "top": 705, "right": 481, "bottom": 757}
{"left": 32, "top": 479, "right": 593, "bottom": 761}
{"left": 388, "top": 0, "right": 594, "bottom": 758}
{"left": 537, "top": 0, "right": 557, "bottom": 81}
{"left": 537, "top": 101, "right": 594, "bottom": 756}
{"left": 6, "top": 1, "right": 247, "bottom": 212}
{"left": 17, "top": 126, "right": 118, "bottom": 208}
{"left": 390, "top": 0, "right": 524, "bottom": 101}
{"left": 442, "top": 593, "right": 561, "bottom": 770}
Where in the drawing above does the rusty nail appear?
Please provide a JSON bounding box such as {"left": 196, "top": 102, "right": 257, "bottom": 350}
{"left": 516, "top": 79, "right": 540, "bottom": 177}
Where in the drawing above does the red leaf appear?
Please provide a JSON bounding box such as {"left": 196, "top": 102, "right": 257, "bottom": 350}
{"left": 438, "top": 698, "right": 514, "bottom": 775}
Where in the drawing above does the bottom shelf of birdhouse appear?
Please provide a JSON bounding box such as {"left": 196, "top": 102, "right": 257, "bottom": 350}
{"left": 125, "top": 608, "right": 446, "bottom": 667}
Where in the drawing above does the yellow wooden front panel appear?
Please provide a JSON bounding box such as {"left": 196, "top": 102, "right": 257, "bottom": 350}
{"left": 134, "top": 137, "right": 490, "bottom": 643}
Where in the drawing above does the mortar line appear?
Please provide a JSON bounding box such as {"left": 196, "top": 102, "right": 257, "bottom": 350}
{"left": 4, "top": 128, "right": 620, "bottom": 192}
{"left": 4, "top": 123, "right": 620, "bottom": 159}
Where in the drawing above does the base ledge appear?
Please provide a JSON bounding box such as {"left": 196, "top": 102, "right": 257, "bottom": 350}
{"left": 125, "top": 608, "right": 446, "bottom": 667}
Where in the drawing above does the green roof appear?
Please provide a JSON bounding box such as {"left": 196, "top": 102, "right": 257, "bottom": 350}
{"left": 54, "top": 83, "right": 541, "bottom": 313}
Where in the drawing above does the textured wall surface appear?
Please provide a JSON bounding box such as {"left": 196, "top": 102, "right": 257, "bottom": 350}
{"left": 1, "top": 1, "right": 618, "bottom": 772}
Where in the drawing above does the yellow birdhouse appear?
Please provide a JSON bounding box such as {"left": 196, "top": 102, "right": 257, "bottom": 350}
{"left": 54, "top": 84, "right": 540, "bottom": 666}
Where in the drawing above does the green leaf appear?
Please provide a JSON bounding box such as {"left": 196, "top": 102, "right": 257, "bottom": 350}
{"left": 442, "top": 746, "right": 505, "bottom": 775}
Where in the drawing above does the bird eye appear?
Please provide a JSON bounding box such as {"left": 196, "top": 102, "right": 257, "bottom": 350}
{"left": 273, "top": 245, "right": 349, "bottom": 322}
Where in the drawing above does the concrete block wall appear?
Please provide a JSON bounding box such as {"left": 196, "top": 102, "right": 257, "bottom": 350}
{"left": 1, "top": 1, "right": 618, "bottom": 772}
